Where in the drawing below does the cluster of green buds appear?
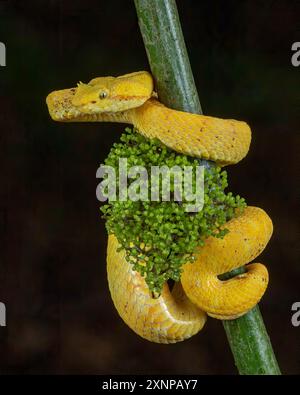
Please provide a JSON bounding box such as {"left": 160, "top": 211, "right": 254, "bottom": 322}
{"left": 101, "top": 128, "right": 246, "bottom": 295}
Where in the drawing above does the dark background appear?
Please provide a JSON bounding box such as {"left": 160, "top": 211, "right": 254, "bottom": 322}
{"left": 0, "top": 0, "right": 299, "bottom": 374}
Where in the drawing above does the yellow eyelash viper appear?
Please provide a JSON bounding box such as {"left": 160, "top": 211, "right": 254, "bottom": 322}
{"left": 46, "top": 71, "right": 273, "bottom": 343}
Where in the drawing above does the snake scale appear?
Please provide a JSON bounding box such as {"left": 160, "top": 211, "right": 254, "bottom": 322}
{"left": 47, "top": 71, "right": 273, "bottom": 343}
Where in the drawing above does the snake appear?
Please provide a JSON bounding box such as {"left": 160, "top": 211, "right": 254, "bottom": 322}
{"left": 46, "top": 71, "right": 273, "bottom": 343}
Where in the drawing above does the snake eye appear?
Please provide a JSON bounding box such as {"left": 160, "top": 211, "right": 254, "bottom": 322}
{"left": 99, "top": 91, "right": 107, "bottom": 99}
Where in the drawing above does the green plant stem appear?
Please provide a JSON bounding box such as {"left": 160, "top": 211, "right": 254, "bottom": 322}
{"left": 134, "top": 0, "right": 281, "bottom": 375}
{"left": 134, "top": 0, "right": 201, "bottom": 114}
{"left": 223, "top": 306, "right": 281, "bottom": 374}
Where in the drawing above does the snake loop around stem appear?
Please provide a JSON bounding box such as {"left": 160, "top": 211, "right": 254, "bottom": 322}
{"left": 46, "top": 71, "right": 273, "bottom": 343}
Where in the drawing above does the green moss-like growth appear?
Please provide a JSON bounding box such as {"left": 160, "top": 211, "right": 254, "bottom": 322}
{"left": 101, "top": 128, "right": 246, "bottom": 294}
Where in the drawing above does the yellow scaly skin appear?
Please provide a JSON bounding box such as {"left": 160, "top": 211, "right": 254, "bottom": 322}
{"left": 46, "top": 71, "right": 273, "bottom": 343}
{"left": 47, "top": 71, "right": 251, "bottom": 165}
{"left": 181, "top": 206, "right": 272, "bottom": 320}
{"left": 107, "top": 234, "right": 206, "bottom": 343}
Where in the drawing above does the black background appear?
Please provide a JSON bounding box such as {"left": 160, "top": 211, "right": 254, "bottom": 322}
{"left": 0, "top": 0, "right": 299, "bottom": 374}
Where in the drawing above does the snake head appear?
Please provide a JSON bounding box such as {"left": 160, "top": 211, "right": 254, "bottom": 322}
{"left": 71, "top": 71, "right": 153, "bottom": 114}
{"left": 46, "top": 71, "right": 153, "bottom": 121}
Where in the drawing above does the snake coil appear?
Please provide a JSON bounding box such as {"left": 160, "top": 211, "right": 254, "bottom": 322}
{"left": 47, "top": 71, "right": 273, "bottom": 343}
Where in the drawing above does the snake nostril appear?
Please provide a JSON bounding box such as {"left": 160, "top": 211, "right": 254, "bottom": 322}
{"left": 91, "top": 101, "right": 97, "bottom": 104}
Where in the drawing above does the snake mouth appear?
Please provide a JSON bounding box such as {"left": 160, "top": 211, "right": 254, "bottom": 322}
{"left": 46, "top": 88, "right": 105, "bottom": 122}
{"left": 46, "top": 88, "right": 82, "bottom": 122}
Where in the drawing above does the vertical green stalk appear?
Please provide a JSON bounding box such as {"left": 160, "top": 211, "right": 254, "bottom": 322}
{"left": 223, "top": 306, "right": 281, "bottom": 374}
{"left": 134, "top": 0, "right": 201, "bottom": 114}
{"left": 134, "top": 0, "right": 281, "bottom": 375}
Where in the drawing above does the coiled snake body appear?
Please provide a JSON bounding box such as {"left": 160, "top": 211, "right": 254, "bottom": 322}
{"left": 47, "top": 71, "right": 273, "bottom": 343}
